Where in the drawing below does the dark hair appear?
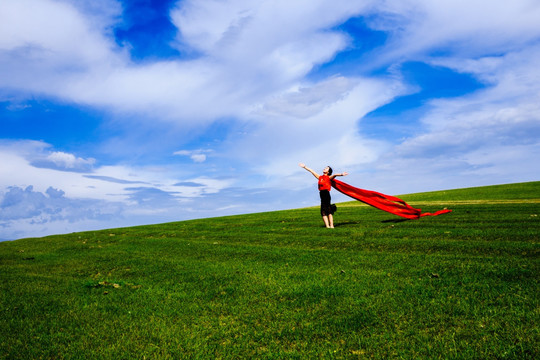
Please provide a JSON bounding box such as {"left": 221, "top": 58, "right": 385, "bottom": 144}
{"left": 327, "top": 166, "right": 333, "bottom": 176}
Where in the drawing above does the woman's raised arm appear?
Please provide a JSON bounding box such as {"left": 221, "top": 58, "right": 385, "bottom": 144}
{"left": 299, "top": 163, "right": 320, "bottom": 179}
{"left": 329, "top": 171, "right": 348, "bottom": 180}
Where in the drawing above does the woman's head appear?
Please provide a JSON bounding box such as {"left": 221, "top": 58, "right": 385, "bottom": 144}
{"left": 324, "top": 166, "right": 333, "bottom": 176}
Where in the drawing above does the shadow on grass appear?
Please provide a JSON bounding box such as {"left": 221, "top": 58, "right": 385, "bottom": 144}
{"left": 335, "top": 218, "right": 410, "bottom": 227}
{"left": 381, "top": 218, "right": 410, "bottom": 223}
{"left": 334, "top": 221, "right": 364, "bottom": 227}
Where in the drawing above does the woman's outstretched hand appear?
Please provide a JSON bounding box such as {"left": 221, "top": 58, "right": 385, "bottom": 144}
{"left": 298, "top": 163, "right": 306, "bottom": 168}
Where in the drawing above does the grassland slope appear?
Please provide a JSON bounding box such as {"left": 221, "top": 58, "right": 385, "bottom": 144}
{"left": 1, "top": 182, "right": 538, "bottom": 359}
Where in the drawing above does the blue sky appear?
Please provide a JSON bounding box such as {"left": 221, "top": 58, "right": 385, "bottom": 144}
{"left": 1, "top": 0, "right": 539, "bottom": 240}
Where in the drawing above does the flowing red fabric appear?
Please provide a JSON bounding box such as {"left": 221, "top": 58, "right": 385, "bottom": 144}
{"left": 331, "top": 179, "right": 451, "bottom": 219}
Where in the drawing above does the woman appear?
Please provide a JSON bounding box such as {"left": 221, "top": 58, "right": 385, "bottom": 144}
{"left": 299, "top": 163, "right": 348, "bottom": 228}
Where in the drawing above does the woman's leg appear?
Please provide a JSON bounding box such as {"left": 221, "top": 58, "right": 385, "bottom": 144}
{"left": 322, "top": 215, "right": 330, "bottom": 228}
{"left": 320, "top": 190, "right": 333, "bottom": 228}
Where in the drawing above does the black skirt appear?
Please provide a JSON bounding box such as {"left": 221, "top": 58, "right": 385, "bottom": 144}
{"left": 319, "top": 190, "right": 334, "bottom": 216}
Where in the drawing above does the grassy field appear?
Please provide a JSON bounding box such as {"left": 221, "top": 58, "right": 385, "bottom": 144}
{"left": 1, "top": 182, "right": 538, "bottom": 359}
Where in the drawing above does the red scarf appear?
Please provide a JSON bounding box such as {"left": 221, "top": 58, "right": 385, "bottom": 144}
{"left": 331, "top": 179, "right": 451, "bottom": 219}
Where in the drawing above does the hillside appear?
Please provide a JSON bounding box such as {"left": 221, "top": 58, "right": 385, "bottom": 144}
{"left": 400, "top": 180, "right": 540, "bottom": 201}
{"left": 1, "top": 182, "right": 538, "bottom": 359}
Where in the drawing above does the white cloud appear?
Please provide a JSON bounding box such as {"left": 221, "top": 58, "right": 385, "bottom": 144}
{"left": 0, "top": 140, "right": 238, "bottom": 240}
{"left": 0, "top": 140, "right": 231, "bottom": 202}
{"left": 229, "top": 75, "right": 404, "bottom": 182}
{"left": 0, "top": 0, "right": 376, "bottom": 124}
{"left": 31, "top": 151, "right": 96, "bottom": 172}
{"left": 190, "top": 154, "right": 207, "bottom": 163}
{"left": 396, "top": 44, "right": 540, "bottom": 157}
{"left": 356, "top": 46, "right": 540, "bottom": 194}
{"left": 171, "top": 0, "right": 370, "bottom": 58}
{"left": 367, "top": 0, "right": 540, "bottom": 63}
{"left": 0, "top": 0, "right": 125, "bottom": 95}
{"left": 173, "top": 149, "right": 212, "bottom": 163}
{"left": 0, "top": 0, "right": 115, "bottom": 57}
{"left": 0, "top": 184, "right": 127, "bottom": 240}
{"left": 260, "top": 76, "right": 359, "bottom": 119}
{"left": 1, "top": 0, "right": 539, "bottom": 130}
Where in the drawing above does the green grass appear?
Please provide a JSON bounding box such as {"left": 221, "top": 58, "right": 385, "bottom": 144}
{"left": 1, "top": 181, "right": 539, "bottom": 359}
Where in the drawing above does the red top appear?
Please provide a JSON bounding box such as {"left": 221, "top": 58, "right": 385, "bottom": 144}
{"left": 318, "top": 175, "right": 332, "bottom": 191}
